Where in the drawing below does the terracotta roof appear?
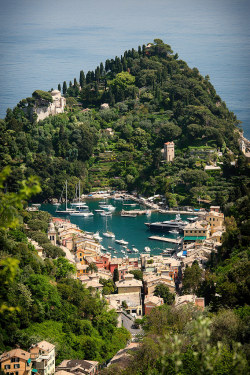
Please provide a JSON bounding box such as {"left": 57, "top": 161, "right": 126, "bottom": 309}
{"left": 34, "top": 341, "right": 55, "bottom": 352}
{"left": 0, "top": 349, "right": 30, "bottom": 362}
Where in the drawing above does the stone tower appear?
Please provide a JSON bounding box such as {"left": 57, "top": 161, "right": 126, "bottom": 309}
{"left": 48, "top": 221, "right": 57, "bottom": 246}
{"left": 164, "top": 142, "right": 175, "bottom": 162}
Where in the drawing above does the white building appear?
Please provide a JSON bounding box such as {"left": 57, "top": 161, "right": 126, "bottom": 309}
{"left": 34, "top": 90, "right": 66, "bottom": 121}
{"left": 29, "top": 341, "right": 55, "bottom": 375}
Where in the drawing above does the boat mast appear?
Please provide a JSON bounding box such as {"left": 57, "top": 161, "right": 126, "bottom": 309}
{"left": 66, "top": 180, "right": 68, "bottom": 211}
{"left": 79, "top": 180, "right": 80, "bottom": 203}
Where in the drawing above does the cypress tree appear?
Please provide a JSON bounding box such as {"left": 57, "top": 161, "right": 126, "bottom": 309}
{"left": 69, "top": 81, "right": 72, "bottom": 87}
{"left": 58, "top": 83, "right": 61, "bottom": 92}
{"left": 63, "top": 81, "right": 67, "bottom": 94}
{"left": 79, "top": 70, "right": 85, "bottom": 88}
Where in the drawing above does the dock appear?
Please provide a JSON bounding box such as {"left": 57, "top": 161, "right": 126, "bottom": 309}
{"left": 148, "top": 236, "right": 182, "bottom": 244}
{"left": 158, "top": 209, "right": 205, "bottom": 216}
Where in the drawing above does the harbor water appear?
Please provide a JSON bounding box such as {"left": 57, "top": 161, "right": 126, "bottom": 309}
{"left": 41, "top": 199, "right": 188, "bottom": 258}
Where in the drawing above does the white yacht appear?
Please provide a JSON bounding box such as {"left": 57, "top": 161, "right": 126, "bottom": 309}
{"left": 144, "top": 246, "right": 151, "bottom": 253}
{"left": 93, "top": 231, "right": 102, "bottom": 241}
{"left": 103, "top": 231, "right": 115, "bottom": 238}
{"left": 115, "top": 239, "right": 129, "bottom": 245}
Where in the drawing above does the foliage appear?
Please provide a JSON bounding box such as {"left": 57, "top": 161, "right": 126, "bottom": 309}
{"left": 153, "top": 283, "right": 175, "bottom": 305}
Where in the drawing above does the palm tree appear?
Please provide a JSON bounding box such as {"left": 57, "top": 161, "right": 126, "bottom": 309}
{"left": 86, "top": 262, "right": 98, "bottom": 274}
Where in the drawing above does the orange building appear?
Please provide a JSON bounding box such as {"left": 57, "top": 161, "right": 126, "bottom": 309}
{"left": 0, "top": 349, "right": 32, "bottom": 375}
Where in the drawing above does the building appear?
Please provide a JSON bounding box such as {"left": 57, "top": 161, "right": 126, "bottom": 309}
{"left": 115, "top": 274, "right": 142, "bottom": 295}
{"left": 175, "top": 295, "right": 205, "bottom": 310}
{"left": 163, "top": 142, "right": 175, "bottom": 162}
{"left": 34, "top": 90, "right": 66, "bottom": 121}
{"left": 0, "top": 349, "right": 32, "bottom": 375}
{"left": 48, "top": 221, "right": 57, "bottom": 246}
{"left": 143, "top": 274, "right": 176, "bottom": 295}
{"left": 56, "top": 359, "right": 98, "bottom": 375}
{"left": 105, "top": 292, "right": 142, "bottom": 316}
{"left": 183, "top": 220, "right": 210, "bottom": 248}
{"left": 205, "top": 211, "right": 224, "bottom": 233}
{"left": 29, "top": 341, "right": 55, "bottom": 375}
{"left": 144, "top": 295, "right": 164, "bottom": 315}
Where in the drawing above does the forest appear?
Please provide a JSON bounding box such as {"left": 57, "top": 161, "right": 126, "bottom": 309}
{"left": 0, "top": 39, "right": 249, "bottom": 373}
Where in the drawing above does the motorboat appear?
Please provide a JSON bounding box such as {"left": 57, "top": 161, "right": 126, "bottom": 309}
{"left": 115, "top": 239, "right": 129, "bottom": 245}
{"left": 144, "top": 246, "right": 151, "bottom": 253}
{"left": 70, "top": 211, "right": 93, "bottom": 217}
{"left": 133, "top": 248, "right": 139, "bottom": 253}
{"left": 93, "top": 232, "right": 102, "bottom": 241}
{"left": 169, "top": 229, "right": 179, "bottom": 234}
{"left": 100, "top": 211, "right": 112, "bottom": 217}
{"left": 99, "top": 204, "right": 116, "bottom": 211}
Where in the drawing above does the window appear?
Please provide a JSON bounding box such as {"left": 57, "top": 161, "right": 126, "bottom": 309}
{"left": 5, "top": 365, "right": 11, "bottom": 369}
{"left": 11, "top": 358, "right": 19, "bottom": 363}
{"left": 14, "top": 365, "right": 20, "bottom": 369}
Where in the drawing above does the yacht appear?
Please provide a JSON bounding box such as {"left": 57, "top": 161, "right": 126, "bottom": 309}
{"left": 144, "top": 246, "right": 151, "bottom": 253}
{"left": 169, "top": 229, "right": 179, "bottom": 234}
{"left": 145, "top": 214, "right": 188, "bottom": 232}
{"left": 70, "top": 211, "right": 93, "bottom": 217}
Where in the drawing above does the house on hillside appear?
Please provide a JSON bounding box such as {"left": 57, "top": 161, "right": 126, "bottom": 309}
{"left": 29, "top": 341, "right": 55, "bottom": 375}
{"left": 0, "top": 349, "right": 32, "bottom": 375}
{"left": 56, "top": 359, "right": 98, "bottom": 375}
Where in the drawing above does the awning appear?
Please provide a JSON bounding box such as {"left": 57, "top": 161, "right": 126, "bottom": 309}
{"left": 184, "top": 236, "right": 206, "bottom": 241}
{"left": 32, "top": 370, "right": 38, "bottom": 373}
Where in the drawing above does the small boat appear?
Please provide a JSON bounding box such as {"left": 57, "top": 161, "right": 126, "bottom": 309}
{"left": 70, "top": 211, "right": 93, "bottom": 217}
{"left": 113, "top": 250, "right": 117, "bottom": 254}
{"left": 100, "top": 211, "right": 112, "bottom": 217}
{"left": 132, "top": 248, "right": 139, "bottom": 253}
{"left": 95, "top": 209, "right": 105, "bottom": 213}
{"left": 127, "top": 249, "right": 132, "bottom": 253}
{"left": 169, "top": 230, "right": 179, "bottom": 234}
{"left": 144, "top": 246, "right": 151, "bottom": 253}
{"left": 108, "top": 246, "right": 113, "bottom": 249}
{"left": 100, "top": 204, "right": 116, "bottom": 211}
{"left": 32, "top": 203, "right": 41, "bottom": 207}
{"left": 121, "top": 250, "right": 125, "bottom": 254}
{"left": 115, "top": 239, "right": 129, "bottom": 245}
{"left": 121, "top": 210, "right": 137, "bottom": 217}
{"left": 93, "top": 231, "right": 102, "bottom": 241}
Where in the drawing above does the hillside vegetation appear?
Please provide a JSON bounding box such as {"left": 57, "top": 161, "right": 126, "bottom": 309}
{"left": 1, "top": 39, "right": 248, "bottom": 209}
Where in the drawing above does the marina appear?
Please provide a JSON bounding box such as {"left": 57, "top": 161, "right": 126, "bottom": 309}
{"left": 40, "top": 197, "right": 188, "bottom": 258}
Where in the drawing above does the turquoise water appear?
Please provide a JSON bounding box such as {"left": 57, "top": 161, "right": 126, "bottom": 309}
{"left": 0, "top": 0, "right": 250, "bottom": 138}
{"left": 41, "top": 199, "right": 187, "bottom": 258}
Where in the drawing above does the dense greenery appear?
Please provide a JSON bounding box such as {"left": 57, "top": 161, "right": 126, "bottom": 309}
{"left": 0, "top": 169, "right": 130, "bottom": 364}
{"left": 1, "top": 39, "right": 248, "bottom": 209}
{"left": 102, "top": 305, "right": 249, "bottom": 374}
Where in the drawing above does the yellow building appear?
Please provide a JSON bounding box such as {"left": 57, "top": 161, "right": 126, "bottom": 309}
{"left": 183, "top": 221, "right": 210, "bottom": 248}
{"left": 0, "top": 349, "right": 32, "bottom": 375}
{"left": 164, "top": 142, "right": 175, "bottom": 162}
{"left": 205, "top": 211, "right": 224, "bottom": 233}
{"left": 115, "top": 274, "right": 142, "bottom": 295}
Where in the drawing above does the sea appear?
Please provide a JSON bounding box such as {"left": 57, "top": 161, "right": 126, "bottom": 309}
{"left": 42, "top": 199, "right": 186, "bottom": 259}
{"left": 0, "top": 0, "right": 250, "bottom": 138}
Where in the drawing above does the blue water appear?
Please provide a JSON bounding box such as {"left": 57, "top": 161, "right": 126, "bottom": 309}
{"left": 41, "top": 200, "right": 186, "bottom": 258}
{"left": 0, "top": 0, "right": 250, "bottom": 138}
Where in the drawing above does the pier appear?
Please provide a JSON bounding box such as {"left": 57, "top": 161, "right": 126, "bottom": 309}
{"left": 148, "top": 236, "right": 182, "bottom": 244}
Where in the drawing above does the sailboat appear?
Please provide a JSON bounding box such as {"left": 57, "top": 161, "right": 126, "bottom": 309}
{"left": 103, "top": 214, "right": 115, "bottom": 238}
{"left": 70, "top": 181, "right": 93, "bottom": 216}
{"left": 56, "top": 181, "right": 77, "bottom": 215}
